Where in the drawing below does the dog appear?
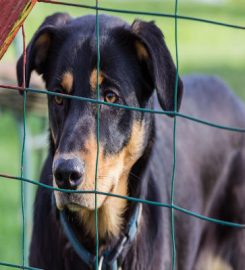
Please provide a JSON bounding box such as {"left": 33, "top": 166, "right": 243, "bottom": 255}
{"left": 17, "top": 13, "right": 245, "bottom": 270}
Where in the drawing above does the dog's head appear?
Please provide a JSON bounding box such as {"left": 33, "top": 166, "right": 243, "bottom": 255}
{"left": 17, "top": 13, "right": 183, "bottom": 212}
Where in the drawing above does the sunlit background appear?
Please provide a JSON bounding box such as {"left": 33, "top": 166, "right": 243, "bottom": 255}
{"left": 0, "top": 0, "right": 244, "bottom": 267}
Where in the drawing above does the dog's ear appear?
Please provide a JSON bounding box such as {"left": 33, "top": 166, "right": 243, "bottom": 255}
{"left": 131, "top": 20, "right": 183, "bottom": 112}
{"left": 16, "top": 13, "right": 71, "bottom": 88}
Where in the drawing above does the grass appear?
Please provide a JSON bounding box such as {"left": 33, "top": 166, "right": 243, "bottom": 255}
{"left": 0, "top": 113, "right": 21, "bottom": 266}
{"left": 0, "top": 0, "right": 244, "bottom": 267}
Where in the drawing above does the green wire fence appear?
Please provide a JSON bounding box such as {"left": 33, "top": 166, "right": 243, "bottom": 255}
{"left": 0, "top": 0, "right": 245, "bottom": 269}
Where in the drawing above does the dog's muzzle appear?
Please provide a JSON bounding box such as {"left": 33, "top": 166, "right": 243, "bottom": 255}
{"left": 53, "top": 157, "right": 85, "bottom": 190}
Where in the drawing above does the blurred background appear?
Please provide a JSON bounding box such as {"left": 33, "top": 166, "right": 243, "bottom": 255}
{"left": 0, "top": 0, "right": 244, "bottom": 267}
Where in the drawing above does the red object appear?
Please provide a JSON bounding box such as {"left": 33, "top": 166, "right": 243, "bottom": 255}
{"left": 0, "top": 0, "right": 37, "bottom": 60}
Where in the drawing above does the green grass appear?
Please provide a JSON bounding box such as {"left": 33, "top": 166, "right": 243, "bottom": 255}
{"left": 0, "top": 113, "right": 21, "bottom": 266}
{"left": 0, "top": 0, "right": 244, "bottom": 267}
{"left": 0, "top": 111, "right": 47, "bottom": 267}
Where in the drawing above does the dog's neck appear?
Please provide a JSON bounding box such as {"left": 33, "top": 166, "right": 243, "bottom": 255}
{"left": 78, "top": 173, "right": 129, "bottom": 240}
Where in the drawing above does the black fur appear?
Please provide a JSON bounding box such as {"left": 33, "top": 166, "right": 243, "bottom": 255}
{"left": 17, "top": 13, "right": 245, "bottom": 270}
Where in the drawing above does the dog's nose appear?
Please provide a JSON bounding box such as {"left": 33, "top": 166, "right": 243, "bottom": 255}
{"left": 53, "top": 158, "right": 84, "bottom": 189}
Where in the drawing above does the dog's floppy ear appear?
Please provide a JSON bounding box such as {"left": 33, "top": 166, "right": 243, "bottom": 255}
{"left": 16, "top": 13, "right": 71, "bottom": 88}
{"left": 132, "top": 20, "right": 183, "bottom": 112}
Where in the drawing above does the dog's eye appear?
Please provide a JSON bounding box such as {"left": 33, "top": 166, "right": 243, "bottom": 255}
{"left": 104, "top": 91, "right": 118, "bottom": 103}
{"left": 54, "top": 95, "right": 63, "bottom": 105}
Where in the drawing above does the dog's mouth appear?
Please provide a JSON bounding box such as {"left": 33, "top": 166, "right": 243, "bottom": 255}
{"left": 54, "top": 185, "right": 115, "bottom": 211}
{"left": 66, "top": 202, "right": 83, "bottom": 212}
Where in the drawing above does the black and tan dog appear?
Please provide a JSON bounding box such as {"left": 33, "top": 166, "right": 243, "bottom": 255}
{"left": 17, "top": 13, "right": 245, "bottom": 270}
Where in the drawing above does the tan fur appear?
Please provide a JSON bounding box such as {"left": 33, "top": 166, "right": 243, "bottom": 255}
{"left": 51, "top": 129, "right": 56, "bottom": 145}
{"left": 77, "top": 133, "right": 128, "bottom": 238}
{"left": 54, "top": 121, "right": 145, "bottom": 238}
{"left": 35, "top": 33, "right": 50, "bottom": 47}
{"left": 135, "top": 41, "right": 148, "bottom": 60}
{"left": 79, "top": 176, "right": 128, "bottom": 239}
{"left": 89, "top": 69, "right": 104, "bottom": 90}
{"left": 196, "top": 252, "right": 233, "bottom": 270}
{"left": 78, "top": 121, "right": 145, "bottom": 238}
{"left": 61, "top": 72, "right": 73, "bottom": 93}
{"left": 35, "top": 33, "right": 51, "bottom": 60}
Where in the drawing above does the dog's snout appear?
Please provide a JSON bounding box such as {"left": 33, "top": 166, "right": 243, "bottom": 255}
{"left": 53, "top": 158, "right": 84, "bottom": 189}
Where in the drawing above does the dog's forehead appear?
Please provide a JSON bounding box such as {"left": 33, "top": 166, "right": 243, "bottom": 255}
{"left": 56, "top": 30, "right": 136, "bottom": 94}
{"left": 57, "top": 39, "right": 117, "bottom": 93}
{"left": 60, "top": 15, "right": 130, "bottom": 64}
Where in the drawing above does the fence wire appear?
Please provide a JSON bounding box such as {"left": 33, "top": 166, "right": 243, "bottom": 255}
{"left": 20, "top": 25, "right": 27, "bottom": 269}
{"left": 0, "top": 0, "right": 245, "bottom": 270}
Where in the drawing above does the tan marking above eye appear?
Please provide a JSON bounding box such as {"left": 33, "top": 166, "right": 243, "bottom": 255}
{"left": 90, "top": 69, "right": 104, "bottom": 90}
{"left": 61, "top": 71, "right": 74, "bottom": 94}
